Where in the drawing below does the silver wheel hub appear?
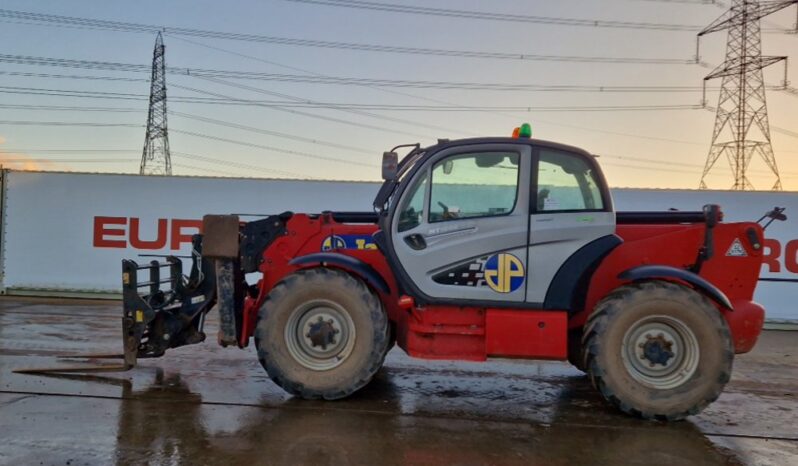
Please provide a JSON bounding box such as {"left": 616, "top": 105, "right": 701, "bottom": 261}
{"left": 285, "top": 300, "right": 356, "bottom": 371}
{"left": 622, "top": 315, "right": 700, "bottom": 390}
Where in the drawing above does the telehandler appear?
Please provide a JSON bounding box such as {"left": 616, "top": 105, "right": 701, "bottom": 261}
{"left": 21, "top": 124, "right": 782, "bottom": 420}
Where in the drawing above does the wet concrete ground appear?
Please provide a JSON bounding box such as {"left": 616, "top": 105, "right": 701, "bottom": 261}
{"left": 0, "top": 297, "right": 795, "bottom": 466}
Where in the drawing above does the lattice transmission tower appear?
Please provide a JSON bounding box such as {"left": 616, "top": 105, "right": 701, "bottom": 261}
{"left": 698, "top": 0, "right": 797, "bottom": 190}
{"left": 140, "top": 32, "right": 172, "bottom": 175}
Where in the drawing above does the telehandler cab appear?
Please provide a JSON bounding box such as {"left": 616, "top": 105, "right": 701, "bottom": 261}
{"left": 20, "top": 125, "right": 780, "bottom": 420}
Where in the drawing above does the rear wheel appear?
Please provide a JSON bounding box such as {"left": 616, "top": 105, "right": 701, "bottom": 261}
{"left": 255, "top": 268, "right": 388, "bottom": 400}
{"left": 583, "top": 281, "right": 733, "bottom": 420}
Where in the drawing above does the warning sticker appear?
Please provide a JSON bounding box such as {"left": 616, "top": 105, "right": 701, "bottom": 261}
{"left": 725, "top": 238, "right": 748, "bottom": 257}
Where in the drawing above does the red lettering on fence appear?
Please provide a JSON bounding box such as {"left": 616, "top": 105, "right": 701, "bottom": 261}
{"left": 170, "top": 219, "right": 203, "bottom": 250}
{"left": 129, "top": 218, "right": 168, "bottom": 250}
{"left": 762, "top": 239, "right": 781, "bottom": 273}
{"left": 93, "top": 217, "right": 203, "bottom": 250}
{"left": 93, "top": 217, "right": 127, "bottom": 248}
{"left": 786, "top": 240, "right": 798, "bottom": 274}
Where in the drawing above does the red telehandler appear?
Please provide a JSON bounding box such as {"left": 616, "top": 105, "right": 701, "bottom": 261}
{"left": 20, "top": 125, "right": 785, "bottom": 420}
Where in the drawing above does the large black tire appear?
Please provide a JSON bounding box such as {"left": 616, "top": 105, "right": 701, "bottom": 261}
{"left": 255, "top": 268, "right": 389, "bottom": 400}
{"left": 582, "top": 281, "right": 733, "bottom": 420}
{"left": 567, "top": 329, "right": 586, "bottom": 373}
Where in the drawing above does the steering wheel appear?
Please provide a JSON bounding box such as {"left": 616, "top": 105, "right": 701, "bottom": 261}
{"left": 437, "top": 201, "right": 459, "bottom": 220}
{"left": 399, "top": 206, "right": 419, "bottom": 230}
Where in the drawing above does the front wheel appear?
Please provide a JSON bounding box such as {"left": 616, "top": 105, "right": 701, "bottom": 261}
{"left": 255, "top": 268, "right": 388, "bottom": 400}
{"left": 582, "top": 281, "right": 733, "bottom": 420}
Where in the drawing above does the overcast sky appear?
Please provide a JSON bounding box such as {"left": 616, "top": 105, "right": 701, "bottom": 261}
{"left": 0, "top": 0, "right": 796, "bottom": 190}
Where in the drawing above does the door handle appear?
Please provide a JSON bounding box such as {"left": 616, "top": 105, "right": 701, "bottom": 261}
{"left": 404, "top": 234, "right": 427, "bottom": 250}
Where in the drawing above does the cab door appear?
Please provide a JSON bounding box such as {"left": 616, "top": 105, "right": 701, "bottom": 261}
{"left": 526, "top": 147, "right": 615, "bottom": 304}
{"left": 390, "top": 143, "right": 531, "bottom": 303}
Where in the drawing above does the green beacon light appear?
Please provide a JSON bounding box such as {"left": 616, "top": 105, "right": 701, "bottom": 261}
{"left": 519, "top": 123, "right": 532, "bottom": 138}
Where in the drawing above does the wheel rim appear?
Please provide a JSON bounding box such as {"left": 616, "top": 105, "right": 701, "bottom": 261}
{"left": 621, "top": 315, "right": 700, "bottom": 390}
{"left": 284, "top": 299, "right": 356, "bottom": 371}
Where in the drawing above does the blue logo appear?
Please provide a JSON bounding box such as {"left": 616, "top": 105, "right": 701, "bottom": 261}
{"left": 321, "top": 234, "right": 377, "bottom": 251}
{"left": 484, "top": 253, "right": 525, "bottom": 293}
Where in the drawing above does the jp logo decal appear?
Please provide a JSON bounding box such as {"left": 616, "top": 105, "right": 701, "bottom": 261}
{"left": 321, "top": 234, "right": 377, "bottom": 251}
{"left": 321, "top": 235, "right": 346, "bottom": 251}
{"left": 484, "top": 253, "right": 525, "bottom": 293}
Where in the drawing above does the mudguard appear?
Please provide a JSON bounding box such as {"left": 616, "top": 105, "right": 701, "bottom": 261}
{"left": 290, "top": 252, "right": 390, "bottom": 294}
{"left": 618, "top": 264, "right": 733, "bottom": 310}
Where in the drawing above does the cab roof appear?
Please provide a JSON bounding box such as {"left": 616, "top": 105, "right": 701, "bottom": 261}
{"left": 421, "top": 137, "right": 594, "bottom": 158}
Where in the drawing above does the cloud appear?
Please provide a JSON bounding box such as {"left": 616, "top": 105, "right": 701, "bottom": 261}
{"left": 0, "top": 135, "right": 54, "bottom": 170}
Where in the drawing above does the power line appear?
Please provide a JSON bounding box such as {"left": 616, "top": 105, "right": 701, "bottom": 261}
{"left": 0, "top": 85, "right": 708, "bottom": 111}
{"left": 0, "top": 70, "right": 148, "bottom": 83}
{"left": 0, "top": 102, "right": 725, "bottom": 153}
{"left": 167, "top": 80, "right": 439, "bottom": 139}
{"left": 0, "top": 158, "right": 139, "bottom": 163}
{"left": 0, "top": 84, "right": 435, "bottom": 139}
{"left": 0, "top": 149, "right": 138, "bottom": 153}
{"left": 0, "top": 49, "right": 783, "bottom": 101}
{"left": 168, "top": 99, "right": 709, "bottom": 112}
{"left": 0, "top": 9, "right": 703, "bottom": 63}
{"left": 174, "top": 71, "right": 716, "bottom": 92}
{"left": 633, "top": 0, "right": 722, "bottom": 5}
{"left": 0, "top": 53, "right": 704, "bottom": 91}
{"left": 600, "top": 152, "right": 798, "bottom": 175}
{"left": 172, "top": 151, "right": 314, "bottom": 179}
{"left": 772, "top": 126, "right": 798, "bottom": 138}
{"left": 168, "top": 34, "right": 763, "bottom": 150}
{"left": 8, "top": 60, "right": 790, "bottom": 94}
{"left": 0, "top": 120, "right": 142, "bottom": 128}
{"left": 171, "top": 129, "right": 380, "bottom": 168}
{"left": 0, "top": 84, "right": 146, "bottom": 100}
{"left": 284, "top": 0, "right": 797, "bottom": 33}
{"left": 171, "top": 162, "right": 246, "bottom": 178}
{"left": 0, "top": 48, "right": 730, "bottom": 146}
{"left": 0, "top": 103, "right": 143, "bottom": 113}
{"left": 0, "top": 86, "right": 707, "bottom": 111}
{"left": 169, "top": 111, "right": 375, "bottom": 155}
{"left": 181, "top": 77, "right": 475, "bottom": 136}
{"left": 3, "top": 145, "right": 794, "bottom": 179}
{"left": 282, "top": 0, "right": 705, "bottom": 30}
{"left": 168, "top": 32, "right": 697, "bottom": 66}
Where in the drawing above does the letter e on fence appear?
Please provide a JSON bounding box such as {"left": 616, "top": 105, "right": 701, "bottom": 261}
{"left": 93, "top": 216, "right": 127, "bottom": 248}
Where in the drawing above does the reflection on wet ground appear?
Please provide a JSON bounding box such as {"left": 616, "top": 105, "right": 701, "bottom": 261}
{"left": 0, "top": 297, "right": 795, "bottom": 465}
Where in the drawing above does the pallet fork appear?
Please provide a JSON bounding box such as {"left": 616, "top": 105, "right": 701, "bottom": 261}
{"left": 14, "top": 236, "right": 217, "bottom": 375}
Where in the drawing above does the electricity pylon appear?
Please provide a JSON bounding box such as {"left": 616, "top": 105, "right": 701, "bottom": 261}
{"left": 698, "top": 0, "right": 797, "bottom": 190}
{"left": 140, "top": 32, "right": 172, "bottom": 175}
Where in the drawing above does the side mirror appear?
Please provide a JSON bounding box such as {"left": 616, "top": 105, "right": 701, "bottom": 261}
{"left": 443, "top": 160, "right": 454, "bottom": 175}
{"left": 382, "top": 152, "right": 398, "bottom": 181}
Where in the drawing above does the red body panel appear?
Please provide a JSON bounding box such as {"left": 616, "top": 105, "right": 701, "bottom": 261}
{"left": 240, "top": 213, "right": 766, "bottom": 360}
{"left": 485, "top": 310, "right": 567, "bottom": 359}
{"left": 576, "top": 222, "right": 765, "bottom": 353}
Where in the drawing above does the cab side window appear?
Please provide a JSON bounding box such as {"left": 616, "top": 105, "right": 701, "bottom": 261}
{"left": 536, "top": 149, "right": 604, "bottom": 212}
{"left": 397, "top": 172, "right": 428, "bottom": 232}
{"left": 429, "top": 152, "right": 520, "bottom": 223}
